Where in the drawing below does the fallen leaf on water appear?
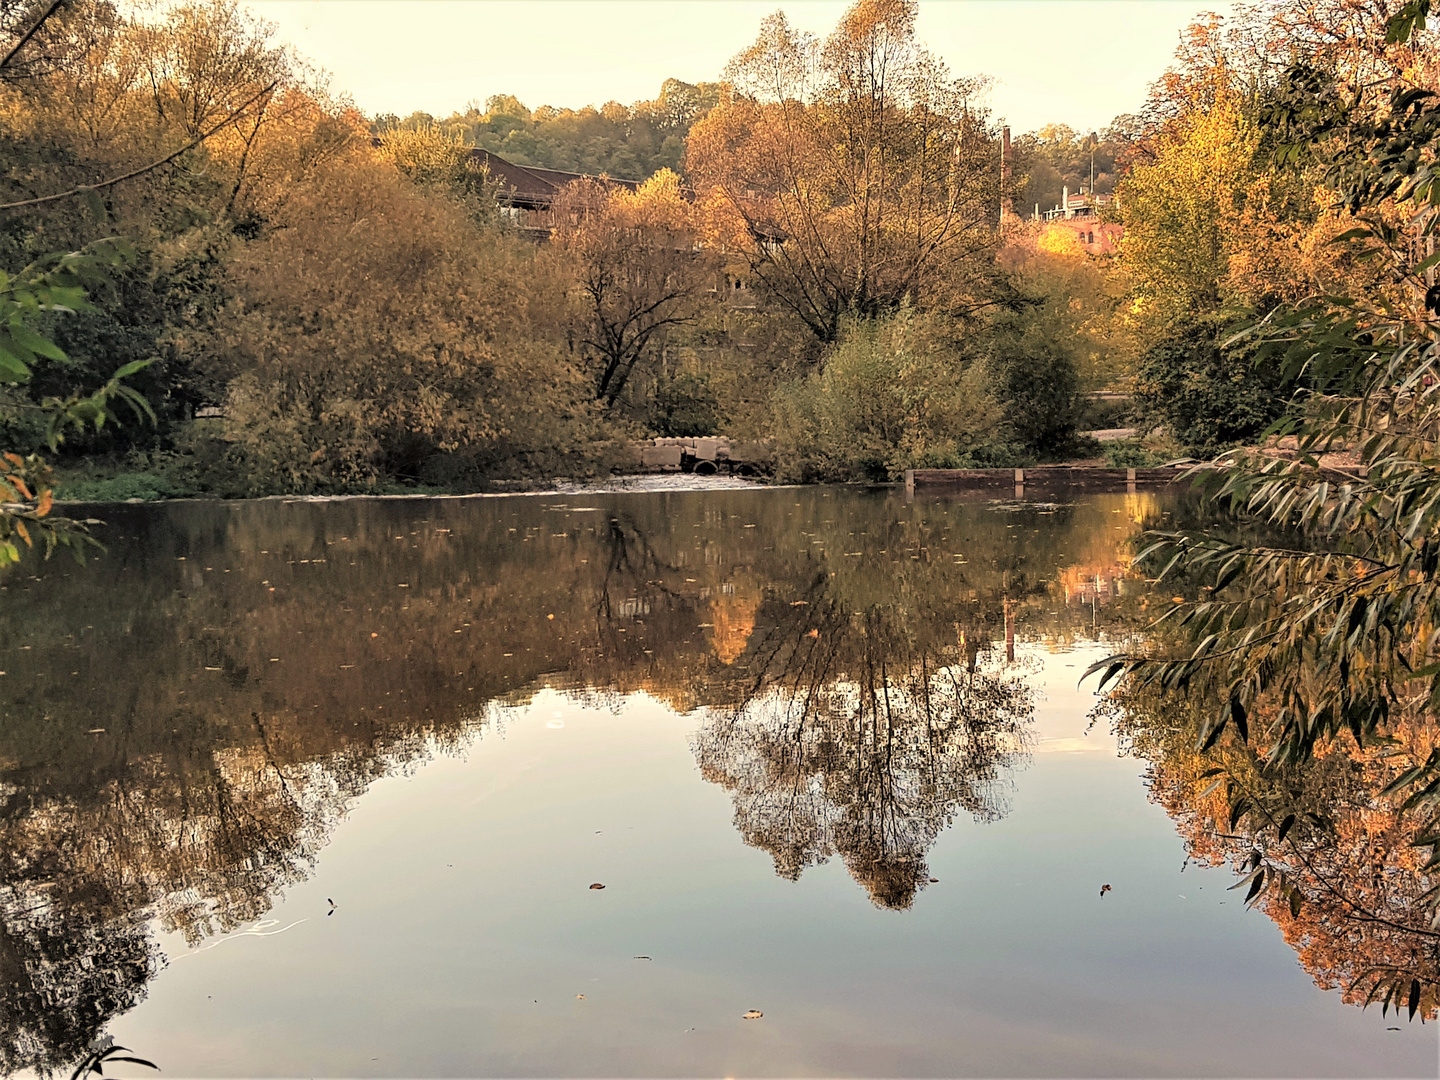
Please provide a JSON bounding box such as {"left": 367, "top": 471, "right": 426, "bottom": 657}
{"left": 742, "top": 1010, "right": 763, "bottom": 1020}
{"left": 633, "top": 955, "right": 651, "bottom": 960}
{"left": 589, "top": 883, "right": 605, "bottom": 890}
{"left": 576, "top": 995, "right": 586, "bottom": 1000}
{"left": 928, "top": 877, "right": 939, "bottom": 883}
{"left": 1100, "top": 884, "right": 1112, "bottom": 897}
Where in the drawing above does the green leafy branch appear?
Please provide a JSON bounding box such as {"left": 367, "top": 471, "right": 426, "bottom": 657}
{"left": 0, "top": 239, "right": 153, "bottom": 564}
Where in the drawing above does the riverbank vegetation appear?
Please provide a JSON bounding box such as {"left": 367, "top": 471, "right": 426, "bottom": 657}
{"left": 6, "top": 0, "right": 1432, "bottom": 506}
{"left": 0, "top": 0, "right": 1156, "bottom": 505}
{"left": 1093, "top": 0, "right": 1440, "bottom": 1019}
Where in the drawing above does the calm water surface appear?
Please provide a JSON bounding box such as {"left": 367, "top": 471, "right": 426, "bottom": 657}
{"left": 0, "top": 487, "right": 1435, "bottom": 1077}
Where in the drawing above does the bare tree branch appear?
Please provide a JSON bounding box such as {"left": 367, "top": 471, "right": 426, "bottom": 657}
{"left": 0, "top": 78, "right": 278, "bottom": 212}
{"left": 0, "top": 0, "right": 65, "bottom": 74}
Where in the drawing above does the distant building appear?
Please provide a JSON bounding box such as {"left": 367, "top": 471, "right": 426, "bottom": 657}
{"left": 471, "top": 149, "right": 640, "bottom": 235}
{"left": 1037, "top": 185, "right": 1122, "bottom": 254}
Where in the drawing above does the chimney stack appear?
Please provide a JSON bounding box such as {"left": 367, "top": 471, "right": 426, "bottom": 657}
{"left": 1000, "top": 126, "right": 1014, "bottom": 221}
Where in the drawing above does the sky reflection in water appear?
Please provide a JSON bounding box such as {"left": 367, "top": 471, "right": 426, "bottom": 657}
{"left": 0, "top": 487, "right": 1435, "bottom": 1077}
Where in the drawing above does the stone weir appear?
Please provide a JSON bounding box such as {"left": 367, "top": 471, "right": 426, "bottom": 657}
{"left": 625, "top": 438, "right": 773, "bottom": 476}
{"left": 905, "top": 466, "right": 1188, "bottom": 497}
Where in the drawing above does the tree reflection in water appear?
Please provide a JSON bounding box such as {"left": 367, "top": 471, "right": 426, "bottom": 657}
{"left": 695, "top": 603, "right": 1031, "bottom": 909}
{"left": 0, "top": 489, "right": 1142, "bottom": 1070}
{"left": 1107, "top": 679, "right": 1440, "bottom": 1021}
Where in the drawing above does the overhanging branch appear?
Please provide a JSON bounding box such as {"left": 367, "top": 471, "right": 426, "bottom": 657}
{"left": 0, "top": 79, "right": 279, "bottom": 212}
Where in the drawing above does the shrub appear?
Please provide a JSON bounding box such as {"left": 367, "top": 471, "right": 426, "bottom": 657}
{"left": 204, "top": 156, "right": 604, "bottom": 495}
{"left": 55, "top": 472, "right": 189, "bottom": 502}
{"left": 1077, "top": 396, "right": 1134, "bottom": 431}
{"left": 1136, "top": 320, "right": 1296, "bottom": 457}
{"left": 996, "top": 338, "right": 1084, "bottom": 454}
{"left": 1102, "top": 439, "right": 1166, "bottom": 468}
{"left": 770, "top": 313, "right": 1005, "bottom": 483}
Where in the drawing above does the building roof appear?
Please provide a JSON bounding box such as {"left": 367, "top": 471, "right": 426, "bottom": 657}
{"left": 470, "top": 149, "right": 641, "bottom": 208}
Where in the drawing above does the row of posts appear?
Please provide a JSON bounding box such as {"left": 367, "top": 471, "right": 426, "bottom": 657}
{"left": 903, "top": 468, "right": 1140, "bottom": 499}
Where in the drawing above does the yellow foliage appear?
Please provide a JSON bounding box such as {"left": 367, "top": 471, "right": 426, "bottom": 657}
{"left": 211, "top": 156, "right": 596, "bottom": 492}
{"left": 1036, "top": 226, "right": 1085, "bottom": 258}
{"left": 1117, "top": 89, "right": 1259, "bottom": 333}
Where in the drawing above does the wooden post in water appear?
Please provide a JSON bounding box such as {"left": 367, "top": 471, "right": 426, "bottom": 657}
{"left": 1014, "top": 467, "right": 1024, "bottom": 500}
{"left": 1004, "top": 597, "right": 1015, "bottom": 664}
{"left": 904, "top": 469, "right": 915, "bottom": 501}
{"left": 1127, "top": 467, "right": 1137, "bottom": 494}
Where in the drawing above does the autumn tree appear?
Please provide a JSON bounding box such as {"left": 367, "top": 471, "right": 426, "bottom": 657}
{"left": 552, "top": 168, "right": 712, "bottom": 408}
{"left": 687, "top": 0, "right": 1003, "bottom": 345}
{"left": 207, "top": 151, "right": 597, "bottom": 493}
{"left": 1109, "top": 7, "right": 1386, "bottom": 454}
{"left": 1092, "top": 3, "right": 1440, "bottom": 962}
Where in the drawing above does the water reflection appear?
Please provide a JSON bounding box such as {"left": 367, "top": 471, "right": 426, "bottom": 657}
{"left": 695, "top": 605, "right": 1032, "bottom": 909}
{"left": 1110, "top": 683, "right": 1440, "bottom": 1022}
{"left": 0, "top": 488, "right": 1152, "bottom": 1072}
{"left": 1099, "top": 494, "right": 1440, "bottom": 1022}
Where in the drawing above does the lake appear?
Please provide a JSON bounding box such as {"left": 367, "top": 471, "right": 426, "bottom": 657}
{"left": 0, "top": 485, "right": 1435, "bottom": 1077}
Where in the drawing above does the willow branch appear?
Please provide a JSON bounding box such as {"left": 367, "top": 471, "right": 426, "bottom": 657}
{"left": 0, "top": 0, "right": 65, "bottom": 74}
{"left": 0, "top": 79, "right": 278, "bottom": 212}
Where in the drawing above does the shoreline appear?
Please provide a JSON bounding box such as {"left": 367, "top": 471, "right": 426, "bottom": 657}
{"left": 52, "top": 465, "right": 1194, "bottom": 507}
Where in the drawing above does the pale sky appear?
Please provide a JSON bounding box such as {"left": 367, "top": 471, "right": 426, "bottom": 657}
{"left": 250, "top": 0, "right": 1229, "bottom": 136}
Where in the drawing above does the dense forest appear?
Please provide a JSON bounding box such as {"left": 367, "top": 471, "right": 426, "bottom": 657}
{"left": 374, "top": 80, "right": 722, "bottom": 181}
{"left": 0, "top": 0, "right": 1431, "bottom": 503}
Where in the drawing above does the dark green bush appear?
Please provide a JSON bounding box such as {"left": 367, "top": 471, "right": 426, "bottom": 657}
{"left": 983, "top": 287, "right": 1088, "bottom": 458}
{"left": 1077, "top": 396, "right": 1134, "bottom": 431}
{"left": 1102, "top": 439, "right": 1166, "bottom": 468}
{"left": 1136, "top": 320, "right": 1296, "bottom": 457}
{"left": 996, "top": 344, "right": 1086, "bottom": 457}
